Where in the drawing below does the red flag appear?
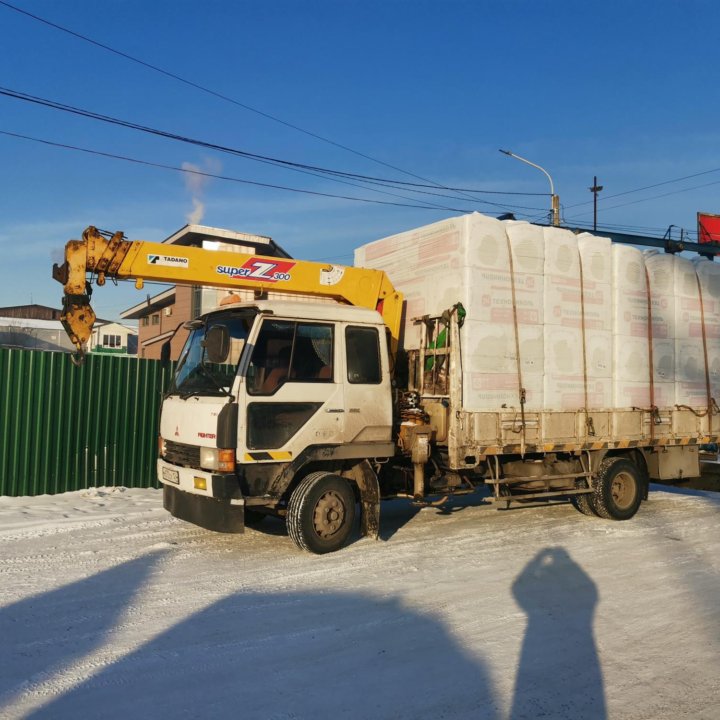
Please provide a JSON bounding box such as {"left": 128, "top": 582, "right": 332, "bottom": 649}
{"left": 698, "top": 212, "right": 720, "bottom": 245}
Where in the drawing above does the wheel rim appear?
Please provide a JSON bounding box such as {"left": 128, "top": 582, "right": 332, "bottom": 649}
{"left": 313, "top": 491, "right": 346, "bottom": 538}
{"left": 611, "top": 471, "right": 636, "bottom": 510}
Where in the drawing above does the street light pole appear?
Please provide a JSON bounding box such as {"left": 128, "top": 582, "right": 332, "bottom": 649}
{"left": 589, "top": 176, "right": 604, "bottom": 232}
{"left": 499, "top": 149, "right": 560, "bottom": 226}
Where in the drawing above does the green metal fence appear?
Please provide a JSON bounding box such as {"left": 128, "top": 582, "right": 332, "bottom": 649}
{"left": 0, "top": 347, "right": 176, "bottom": 497}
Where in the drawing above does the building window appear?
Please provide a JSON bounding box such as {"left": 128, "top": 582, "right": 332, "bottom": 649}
{"left": 151, "top": 314, "right": 160, "bottom": 325}
{"left": 142, "top": 317, "right": 149, "bottom": 327}
{"left": 102, "top": 334, "right": 121, "bottom": 348}
{"left": 191, "top": 286, "right": 202, "bottom": 319}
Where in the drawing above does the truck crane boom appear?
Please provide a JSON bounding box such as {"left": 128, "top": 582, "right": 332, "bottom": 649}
{"left": 52, "top": 226, "right": 403, "bottom": 362}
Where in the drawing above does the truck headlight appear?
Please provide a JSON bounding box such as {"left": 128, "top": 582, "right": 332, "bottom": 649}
{"left": 199, "top": 447, "right": 236, "bottom": 473}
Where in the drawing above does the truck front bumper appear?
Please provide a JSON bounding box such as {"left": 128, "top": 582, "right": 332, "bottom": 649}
{"left": 158, "top": 459, "right": 245, "bottom": 533}
{"left": 163, "top": 484, "right": 245, "bottom": 533}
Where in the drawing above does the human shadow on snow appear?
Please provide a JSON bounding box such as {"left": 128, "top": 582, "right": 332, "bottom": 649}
{"left": 3, "top": 543, "right": 608, "bottom": 719}
{"left": 509, "top": 547, "right": 606, "bottom": 720}
{"left": 0, "top": 551, "right": 166, "bottom": 709}
{"left": 26, "top": 584, "right": 501, "bottom": 720}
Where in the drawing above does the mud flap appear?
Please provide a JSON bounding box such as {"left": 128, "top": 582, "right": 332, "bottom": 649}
{"left": 345, "top": 460, "right": 381, "bottom": 540}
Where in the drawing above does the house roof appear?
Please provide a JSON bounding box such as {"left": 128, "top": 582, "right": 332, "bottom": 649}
{"left": 141, "top": 329, "right": 175, "bottom": 347}
{"left": 92, "top": 321, "right": 138, "bottom": 335}
{"left": 0, "top": 316, "right": 64, "bottom": 330}
{"left": 120, "top": 287, "right": 175, "bottom": 320}
{"left": 162, "top": 224, "right": 291, "bottom": 258}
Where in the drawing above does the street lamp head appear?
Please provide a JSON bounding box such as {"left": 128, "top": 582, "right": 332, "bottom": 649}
{"left": 498, "top": 149, "right": 558, "bottom": 225}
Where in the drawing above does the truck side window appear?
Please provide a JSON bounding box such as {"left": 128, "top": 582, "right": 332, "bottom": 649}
{"left": 290, "top": 324, "right": 334, "bottom": 383}
{"left": 346, "top": 326, "right": 381, "bottom": 384}
{"left": 247, "top": 320, "right": 294, "bottom": 395}
{"left": 248, "top": 321, "right": 334, "bottom": 395}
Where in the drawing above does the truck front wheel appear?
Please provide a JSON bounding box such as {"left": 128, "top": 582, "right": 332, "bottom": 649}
{"left": 287, "top": 472, "right": 356, "bottom": 554}
{"left": 592, "top": 457, "right": 643, "bottom": 520}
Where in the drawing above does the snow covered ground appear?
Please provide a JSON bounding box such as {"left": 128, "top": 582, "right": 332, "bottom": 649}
{"left": 1, "top": 485, "right": 719, "bottom": 720}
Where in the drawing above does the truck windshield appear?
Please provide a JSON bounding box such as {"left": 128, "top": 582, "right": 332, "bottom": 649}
{"left": 170, "top": 310, "right": 256, "bottom": 398}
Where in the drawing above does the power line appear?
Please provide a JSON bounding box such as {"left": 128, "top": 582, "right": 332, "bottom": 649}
{"left": 0, "top": 86, "right": 545, "bottom": 214}
{"left": 0, "top": 0, "right": 419, "bottom": 176}
{"left": 564, "top": 166, "right": 720, "bottom": 210}
{"left": 0, "top": 0, "right": 538, "bottom": 206}
{"left": 564, "top": 177, "right": 720, "bottom": 221}
{"left": 0, "top": 128, "right": 483, "bottom": 213}
{"left": 5, "top": 2, "right": 711, "bottom": 230}
{"left": 0, "top": 85, "right": 543, "bottom": 198}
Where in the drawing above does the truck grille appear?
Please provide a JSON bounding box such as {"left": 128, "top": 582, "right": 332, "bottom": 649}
{"left": 164, "top": 440, "right": 200, "bottom": 468}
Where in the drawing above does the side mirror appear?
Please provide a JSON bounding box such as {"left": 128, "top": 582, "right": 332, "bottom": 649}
{"left": 204, "top": 325, "right": 230, "bottom": 364}
{"left": 160, "top": 339, "right": 172, "bottom": 363}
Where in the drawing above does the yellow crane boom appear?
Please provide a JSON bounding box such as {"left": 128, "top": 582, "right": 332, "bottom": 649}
{"left": 52, "top": 226, "right": 403, "bottom": 362}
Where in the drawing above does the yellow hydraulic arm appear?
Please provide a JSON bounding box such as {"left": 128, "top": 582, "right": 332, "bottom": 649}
{"left": 52, "top": 226, "right": 403, "bottom": 362}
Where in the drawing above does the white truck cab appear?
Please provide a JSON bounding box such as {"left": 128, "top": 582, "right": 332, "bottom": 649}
{"left": 157, "top": 300, "right": 394, "bottom": 552}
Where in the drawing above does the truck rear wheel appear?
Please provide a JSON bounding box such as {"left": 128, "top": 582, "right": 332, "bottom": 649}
{"left": 592, "top": 457, "right": 643, "bottom": 520}
{"left": 571, "top": 478, "right": 598, "bottom": 517}
{"left": 287, "top": 472, "right": 356, "bottom": 554}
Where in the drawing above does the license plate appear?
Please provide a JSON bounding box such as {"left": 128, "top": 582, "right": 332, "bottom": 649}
{"left": 162, "top": 467, "right": 180, "bottom": 485}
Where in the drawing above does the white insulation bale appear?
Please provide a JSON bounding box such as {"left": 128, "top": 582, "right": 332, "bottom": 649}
{"left": 675, "top": 338, "right": 707, "bottom": 406}
{"left": 613, "top": 381, "right": 651, "bottom": 409}
{"left": 464, "top": 213, "right": 513, "bottom": 270}
{"left": 644, "top": 251, "right": 676, "bottom": 340}
{"left": 694, "top": 257, "right": 720, "bottom": 309}
{"left": 355, "top": 211, "right": 720, "bottom": 415}
{"left": 672, "top": 259, "right": 705, "bottom": 407}
{"left": 543, "top": 229, "right": 582, "bottom": 326}
{"left": 708, "top": 342, "right": 720, "bottom": 403}
{"left": 462, "top": 320, "right": 543, "bottom": 374}
{"left": 578, "top": 235, "right": 613, "bottom": 333}
{"left": 694, "top": 258, "right": 720, "bottom": 344}
{"left": 585, "top": 330, "right": 613, "bottom": 378}
{"left": 653, "top": 338, "right": 675, "bottom": 384}
{"left": 468, "top": 272, "right": 543, "bottom": 327}
{"left": 504, "top": 221, "right": 545, "bottom": 275}
{"left": 674, "top": 257, "right": 704, "bottom": 341}
{"left": 613, "top": 335, "right": 650, "bottom": 386}
{"left": 578, "top": 233, "right": 613, "bottom": 284}
{"left": 544, "top": 226, "right": 581, "bottom": 278}
{"left": 355, "top": 215, "right": 471, "bottom": 348}
{"left": 543, "top": 325, "right": 584, "bottom": 411}
{"left": 463, "top": 370, "right": 544, "bottom": 412}
{"left": 612, "top": 245, "right": 649, "bottom": 338}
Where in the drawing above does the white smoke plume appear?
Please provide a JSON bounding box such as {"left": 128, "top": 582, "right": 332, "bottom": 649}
{"left": 182, "top": 157, "right": 222, "bottom": 225}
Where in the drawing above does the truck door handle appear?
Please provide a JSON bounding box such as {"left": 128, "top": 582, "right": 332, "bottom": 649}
{"left": 325, "top": 408, "right": 345, "bottom": 413}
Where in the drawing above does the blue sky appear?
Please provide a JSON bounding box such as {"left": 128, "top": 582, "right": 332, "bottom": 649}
{"left": 1, "top": 0, "right": 719, "bottom": 321}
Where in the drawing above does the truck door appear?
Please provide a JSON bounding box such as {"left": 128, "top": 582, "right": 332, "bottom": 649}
{"left": 241, "top": 318, "right": 343, "bottom": 459}
{"left": 341, "top": 324, "right": 393, "bottom": 443}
